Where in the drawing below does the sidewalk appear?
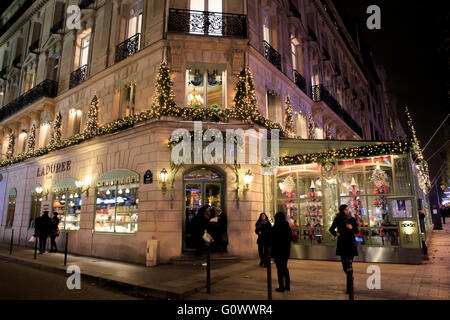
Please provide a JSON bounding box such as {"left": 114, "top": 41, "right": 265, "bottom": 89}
{"left": 1, "top": 222, "right": 449, "bottom": 300}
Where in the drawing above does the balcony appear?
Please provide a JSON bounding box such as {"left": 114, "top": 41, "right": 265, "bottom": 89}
{"left": 262, "top": 40, "right": 282, "bottom": 71}
{"left": 12, "top": 55, "right": 22, "bottom": 69}
{"left": 79, "top": 0, "right": 95, "bottom": 9}
{"left": 167, "top": 8, "right": 247, "bottom": 38}
{"left": 69, "top": 64, "right": 88, "bottom": 89}
{"left": 311, "top": 84, "right": 363, "bottom": 137}
{"left": 0, "top": 67, "right": 7, "bottom": 80}
{"left": 29, "top": 39, "right": 40, "bottom": 53}
{"left": 50, "top": 19, "right": 63, "bottom": 35}
{"left": 115, "top": 33, "right": 141, "bottom": 63}
{"left": 293, "top": 70, "right": 307, "bottom": 94}
{"left": 0, "top": 80, "right": 58, "bottom": 123}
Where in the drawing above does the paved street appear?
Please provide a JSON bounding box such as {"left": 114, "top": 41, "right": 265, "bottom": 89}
{"left": 0, "top": 222, "right": 448, "bottom": 300}
{"left": 0, "top": 259, "right": 139, "bottom": 300}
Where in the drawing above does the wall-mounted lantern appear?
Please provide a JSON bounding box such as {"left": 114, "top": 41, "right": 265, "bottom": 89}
{"left": 243, "top": 170, "right": 253, "bottom": 191}
{"left": 159, "top": 168, "right": 169, "bottom": 193}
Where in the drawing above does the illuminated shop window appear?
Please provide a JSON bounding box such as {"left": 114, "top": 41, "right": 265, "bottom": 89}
{"left": 186, "top": 65, "right": 225, "bottom": 108}
{"left": 29, "top": 184, "right": 43, "bottom": 228}
{"left": 5, "top": 188, "right": 17, "bottom": 228}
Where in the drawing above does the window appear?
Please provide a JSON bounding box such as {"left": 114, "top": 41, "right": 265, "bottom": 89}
{"left": 74, "top": 29, "right": 91, "bottom": 70}
{"left": 68, "top": 108, "right": 82, "bottom": 136}
{"left": 24, "top": 73, "right": 35, "bottom": 92}
{"left": 40, "top": 123, "right": 50, "bottom": 147}
{"left": 126, "top": 0, "right": 142, "bottom": 40}
{"left": 79, "top": 33, "right": 90, "bottom": 67}
{"left": 311, "top": 65, "right": 320, "bottom": 86}
{"left": 291, "top": 35, "right": 300, "bottom": 74}
{"left": 295, "top": 113, "right": 308, "bottom": 139}
{"left": 18, "top": 130, "right": 27, "bottom": 153}
{"left": 95, "top": 184, "right": 139, "bottom": 233}
{"left": 315, "top": 126, "right": 324, "bottom": 140}
{"left": 48, "top": 56, "right": 60, "bottom": 81}
{"left": 186, "top": 65, "right": 225, "bottom": 108}
{"left": 29, "top": 187, "right": 43, "bottom": 228}
{"left": 52, "top": 190, "right": 81, "bottom": 231}
{"left": 262, "top": 10, "right": 271, "bottom": 44}
{"left": 5, "top": 188, "right": 17, "bottom": 228}
{"left": 119, "top": 81, "right": 136, "bottom": 117}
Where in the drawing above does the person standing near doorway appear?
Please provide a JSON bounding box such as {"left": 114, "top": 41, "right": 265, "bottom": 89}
{"left": 50, "top": 212, "right": 60, "bottom": 252}
{"left": 255, "top": 213, "right": 272, "bottom": 267}
{"left": 271, "top": 212, "right": 293, "bottom": 292}
{"left": 329, "top": 204, "right": 358, "bottom": 294}
{"left": 34, "top": 211, "right": 52, "bottom": 254}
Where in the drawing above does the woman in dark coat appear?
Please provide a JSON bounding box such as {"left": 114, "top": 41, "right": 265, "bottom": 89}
{"left": 192, "top": 205, "right": 210, "bottom": 257}
{"left": 50, "top": 212, "right": 60, "bottom": 252}
{"left": 255, "top": 213, "right": 272, "bottom": 267}
{"left": 329, "top": 204, "right": 359, "bottom": 294}
{"left": 270, "top": 212, "right": 293, "bottom": 292}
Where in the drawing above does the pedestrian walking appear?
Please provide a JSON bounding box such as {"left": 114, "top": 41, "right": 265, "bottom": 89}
{"left": 270, "top": 212, "right": 293, "bottom": 292}
{"left": 211, "top": 206, "right": 228, "bottom": 252}
{"left": 440, "top": 205, "right": 446, "bottom": 224}
{"left": 255, "top": 212, "right": 272, "bottom": 267}
{"left": 328, "top": 204, "right": 359, "bottom": 294}
{"left": 34, "top": 211, "right": 52, "bottom": 254}
{"left": 50, "top": 212, "right": 60, "bottom": 252}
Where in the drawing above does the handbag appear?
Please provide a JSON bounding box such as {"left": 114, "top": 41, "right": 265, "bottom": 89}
{"left": 28, "top": 235, "right": 36, "bottom": 242}
{"left": 202, "top": 230, "right": 214, "bottom": 245}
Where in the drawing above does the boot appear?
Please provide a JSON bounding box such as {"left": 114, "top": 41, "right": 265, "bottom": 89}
{"left": 284, "top": 268, "right": 290, "bottom": 291}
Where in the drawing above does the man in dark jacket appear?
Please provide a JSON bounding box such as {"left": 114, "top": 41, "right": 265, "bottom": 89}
{"left": 270, "top": 212, "right": 293, "bottom": 292}
{"left": 329, "top": 204, "right": 359, "bottom": 295}
{"left": 34, "top": 211, "right": 52, "bottom": 254}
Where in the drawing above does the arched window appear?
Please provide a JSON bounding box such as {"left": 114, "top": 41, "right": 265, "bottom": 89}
{"left": 95, "top": 169, "right": 139, "bottom": 233}
{"left": 5, "top": 188, "right": 17, "bottom": 228}
{"left": 29, "top": 184, "right": 43, "bottom": 228}
{"left": 52, "top": 178, "right": 81, "bottom": 230}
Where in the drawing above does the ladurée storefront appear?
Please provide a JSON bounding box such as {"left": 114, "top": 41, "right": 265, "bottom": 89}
{"left": 0, "top": 119, "right": 432, "bottom": 265}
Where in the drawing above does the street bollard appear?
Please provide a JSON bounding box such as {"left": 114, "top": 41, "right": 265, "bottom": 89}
{"left": 266, "top": 255, "right": 272, "bottom": 300}
{"left": 206, "top": 247, "right": 211, "bottom": 294}
{"left": 9, "top": 229, "right": 14, "bottom": 255}
{"left": 64, "top": 232, "right": 69, "bottom": 266}
{"left": 34, "top": 234, "right": 38, "bottom": 259}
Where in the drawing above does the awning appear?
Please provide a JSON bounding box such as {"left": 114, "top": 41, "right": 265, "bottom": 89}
{"left": 53, "top": 178, "right": 77, "bottom": 193}
{"left": 96, "top": 169, "right": 140, "bottom": 187}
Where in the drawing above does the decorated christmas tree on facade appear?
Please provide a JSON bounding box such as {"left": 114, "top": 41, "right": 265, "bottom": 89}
{"left": 404, "top": 107, "right": 431, "bottom": 188}
{"left": 308, "top": 114, "right": 316, "bottom": 139}
{"left": 85, "top": 95, "right": 99, "bottom": 137}
{"left": 284, "top": 96, "right": 295, "bottom": 137}
{"left": 150, "top": 61, "right": 178, "bottom": 118}
{"left": 49, "top": 112, "right": 62, "bottom": 146}
{"left": 232, "top": 67, "right": 260, "bottom": 121}
{"left": 6, "top": 133, "right": 15, "bottom": 159}
{"left": 27, "top": 124, "right": 36, "bottom": 152}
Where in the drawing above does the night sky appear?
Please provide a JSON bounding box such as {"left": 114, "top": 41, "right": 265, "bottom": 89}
{"left": 0, "top": 0, "right": 448, "bottom": 182}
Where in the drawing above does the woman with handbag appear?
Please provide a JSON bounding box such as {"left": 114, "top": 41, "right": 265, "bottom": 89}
{"left": 50, "top": 212, "right": 60, "bottom": 253}
{"left": 329, "top": 204, "right": 359, "bottom": 295}
{"left": 255, "top": 213, "right": 272, "bottom": 267}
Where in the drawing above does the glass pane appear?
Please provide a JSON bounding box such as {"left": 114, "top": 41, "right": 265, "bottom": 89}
{"left": 185, "top": 183, "right": 202, "bottom": 249}
{"left": 393, "top": 155, "right": 412, "bottom": 196}
{"left": 206, "top": 71, "right": 222, "bottom": 107}
{"left": 95, "top": 187, "right": 116, "bottom": 232}
{"left": 366, "top": 165, "right": 392, "bottom": 195}
{"left": 127, "top": 16, "right": 137, "bottom": 38}
{"left": 29, "top": 196, "right": 42, "bottom": 228}
{"left": 66, "top": 192, "right": 81, "bottom": 230}
{"left": 370, "top": 228, "right": 400, "bottom": 247}
{"left": 340, "top": 196, "right": 368, "bottom": 227}
{"left": 205, "top": 183, "right": 220, "bottom": 207}
{"left": 184, "top": 168, "right": 221, "bottom": 181}
{"left": 368, "top": 195, "right": 396, "bottom": 228}
{"left": 187, "top": 69, "right": 204, "bottom": 107}
{"left": 115, "top": 184, "right": 139, "bottom": 233}
{"left": 53, "top": 192, "right": 66, "bottom": 230}
{"left": 338, "top": 164, "right": 365, "bottom": 196}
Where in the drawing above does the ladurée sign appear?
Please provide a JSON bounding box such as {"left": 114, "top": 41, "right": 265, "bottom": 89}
{"left": 37, "top": 160, "right": 72, "bottom": 177}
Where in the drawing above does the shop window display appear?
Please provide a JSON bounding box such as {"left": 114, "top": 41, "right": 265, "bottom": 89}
{"left": 52, "top": 190, "right": 81, "bottom": 230}
{"left": 95, "top": 184, "right": 138, "bottom": 233}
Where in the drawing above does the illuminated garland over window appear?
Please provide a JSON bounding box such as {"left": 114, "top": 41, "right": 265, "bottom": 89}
{"left": 280, "top": 141, "right": 411, "bottom": 166}
{"left": 49, "top": 112, "right": 62, "bottom": 146}
{"left": 284, "top": 97, "right": 295, "bottom": 137}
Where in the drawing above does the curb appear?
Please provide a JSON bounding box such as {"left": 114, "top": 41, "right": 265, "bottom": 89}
{"left": 0, "top": 253, "right": 204, "bottom": 300}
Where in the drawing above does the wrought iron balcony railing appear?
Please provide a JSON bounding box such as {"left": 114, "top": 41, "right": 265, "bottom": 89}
{"left": 0, "top": 80, "right": 58, "bottom": 123}
{"left": 69, "top": 64, "right": 88, "bottom": 89}
{"left": 263, "top": 40, "right": 282, "bottom": 71}
{"left": 311, "top": 84, "right": 362, "bottom": 137}
{"left": 168, "top": 8, "right": 247, "bottom": 38}
{"left": 115, "top": 33, "right": 141, "bottom": 63}
{"left": 79, "top": 0, "right": 95, "bottom": 9}
{"left": 293, "top": 70, "right": 307, "bottom": 94}
{"left": 308, "top": 26, "right": 317, "bottom": 41}
{"left": 50, "top": 19, "right": 63, "bottom": 35}
{"left": 12, "top": 55, "right": 22, "bottom": 68}
{"left": 0, "top": 67, "right": 8, "bottom": 80}
{"left": 29, "top": 39, "right": 40, "bottom": 53}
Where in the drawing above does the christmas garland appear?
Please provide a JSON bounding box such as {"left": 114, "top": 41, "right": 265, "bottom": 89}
{"left": 280, "top": 141, "right": 411, "bottom": 166}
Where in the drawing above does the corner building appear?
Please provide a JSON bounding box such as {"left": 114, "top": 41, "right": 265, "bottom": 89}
{"left": 0, "top": 0, "right": 427, "bottom": 264}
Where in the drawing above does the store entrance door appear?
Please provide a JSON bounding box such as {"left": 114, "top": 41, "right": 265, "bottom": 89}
{"left": 183, "top": 167, "right": 224, "bottom": 251}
